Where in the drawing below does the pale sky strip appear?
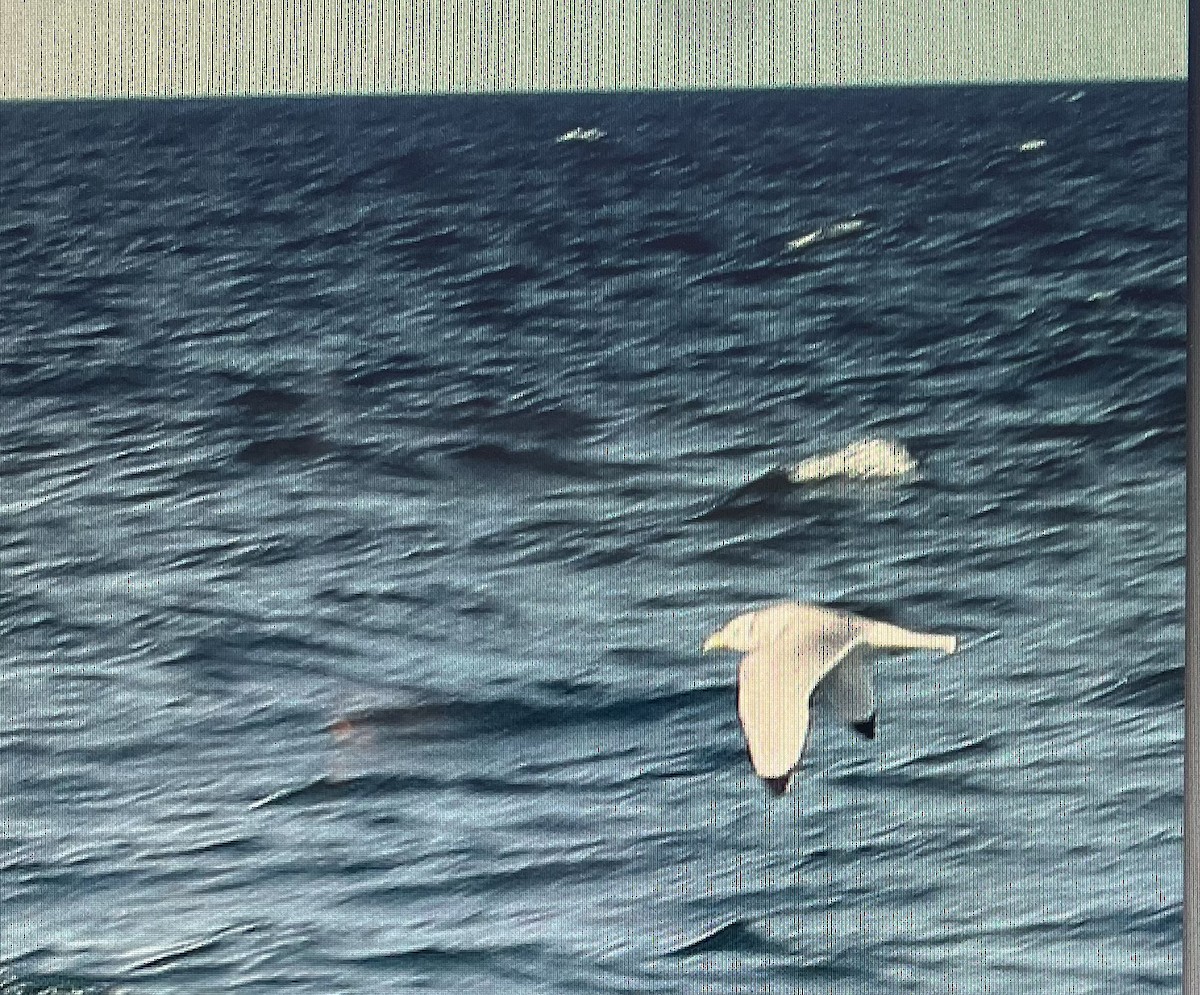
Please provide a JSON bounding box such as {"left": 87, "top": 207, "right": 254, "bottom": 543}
{"left": 0, "top": 0, "right": 1186, "bottom": 100}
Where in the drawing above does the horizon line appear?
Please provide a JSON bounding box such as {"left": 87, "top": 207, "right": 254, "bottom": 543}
{"left": 0, "top": 72, "right": 1186, "bottom": 107}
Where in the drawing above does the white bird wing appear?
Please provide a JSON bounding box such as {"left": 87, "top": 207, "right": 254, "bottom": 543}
{"left": 736, "top": 632, "right": 863, "bottom": 781}
{"left": 816, "top": 645, "right": 876, "bottom": 729}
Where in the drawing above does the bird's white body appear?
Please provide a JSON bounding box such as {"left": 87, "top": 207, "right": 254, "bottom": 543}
{"left": 703, "top": 602, "right": 956, "bottom": 794}
{"left": 788, "top": 438, "right": 917, "bottom": 483}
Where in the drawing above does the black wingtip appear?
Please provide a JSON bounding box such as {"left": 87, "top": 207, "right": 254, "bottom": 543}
{"left": 852, "top": 712, "right": 878, "bottom": 740}
{"left": 761, "top": 775, "right": 790, "bottom": 796}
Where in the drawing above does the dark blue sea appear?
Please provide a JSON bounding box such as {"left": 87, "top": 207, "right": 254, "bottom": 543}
{"left": 0, "top": 83, "right": 1185, "bottom": 994}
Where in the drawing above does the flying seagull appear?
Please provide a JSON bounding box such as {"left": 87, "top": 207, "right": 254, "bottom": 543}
{"left": 703, "top": 601, "right": 957, "bottom": 795}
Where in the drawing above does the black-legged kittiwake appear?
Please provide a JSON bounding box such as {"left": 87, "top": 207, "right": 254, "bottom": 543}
{"left": 703, "top": 602, "right": 957, "bottom": 795}
{"left": 788, "top": 438, "right": 917, "bottom": 483}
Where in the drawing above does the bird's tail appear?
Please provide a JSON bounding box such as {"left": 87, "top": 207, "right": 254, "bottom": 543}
{"left": 864, "top": 620, "right": 957, "bottom": 655}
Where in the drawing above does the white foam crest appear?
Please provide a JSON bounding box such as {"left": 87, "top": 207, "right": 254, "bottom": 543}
{"left": 785, "top": 218, "right": 870, "bottom": 252}
{"left": 556, "top": 127, "right": 606, "bottom": 143}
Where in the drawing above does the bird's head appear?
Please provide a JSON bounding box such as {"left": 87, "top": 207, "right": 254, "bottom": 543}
{"left": 702, "top": 613, "right": 757, "bottom": 653}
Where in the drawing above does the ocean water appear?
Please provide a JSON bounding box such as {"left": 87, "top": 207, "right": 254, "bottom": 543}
{"left": 0, "top": 83, "right": 1184, "bottom": 994}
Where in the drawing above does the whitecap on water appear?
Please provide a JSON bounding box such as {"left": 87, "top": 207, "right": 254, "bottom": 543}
{"left": 556, "top": 127, "right": 606, "bottom": 143}
{"left": 785, "top": 218, "right": 870, "bottom": 252}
